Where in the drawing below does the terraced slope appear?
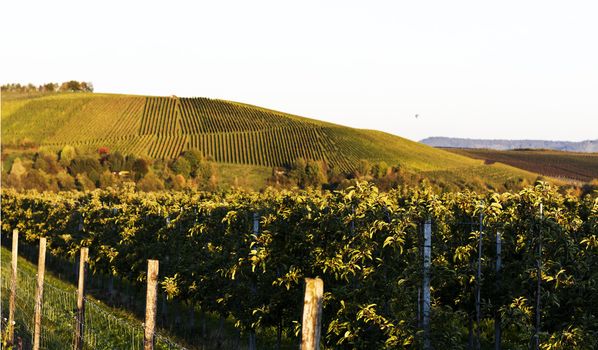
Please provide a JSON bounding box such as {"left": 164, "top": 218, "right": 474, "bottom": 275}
{"left": 1, "top": 92, "right": 539, "bottom": 186}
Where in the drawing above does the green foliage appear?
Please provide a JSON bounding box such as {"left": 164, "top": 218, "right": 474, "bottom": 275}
{"left": 1, "top": 183, "right": 597, "bottom": 348}
{"left": 137, "top": 172, "right": 165, "bottom": 191}
{"left": 182, "top": 149, "right": 205, "bottom": 176}
{"left": 59, "top": 145, "right": 77, "bottom": 166}
{"left": 59, "top": 80, "right": 93, "bottom": 92}
{"left": 75, "top": 173, "right": 95, "bottom": 191}
{"left": 56, "top": 171, "right": 76, "bottom": 190}
{"left": 105, "top": 151, "right": 125, "bottom": 172}
{"left": 354, "top": 159, "right": 372, "bottom": 179}
{"left": 371, "top": 161, "right": 389, "bottom": 179}
{"left": 69, "top": 156, "right": 102, "bottom": 182}
{"left": 171, "top": 157, "right": 191, "bottom": 178}
{"left": 132, "top": 158, "right": 150, "bottom": 180}
{"left": 289, "top": 158, "right": 327, "bottom": 188}
{"left": 33, "top": 151, "right": 61, "bottom": 174}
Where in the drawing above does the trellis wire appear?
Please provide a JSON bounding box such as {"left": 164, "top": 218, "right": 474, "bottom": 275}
{"left": 1, "top": 255, "right": 187, "bottom": 350}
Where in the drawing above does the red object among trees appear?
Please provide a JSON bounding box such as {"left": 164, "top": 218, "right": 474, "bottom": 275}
{"left": 98, "top": 147, "right": 110, "bottom": 156}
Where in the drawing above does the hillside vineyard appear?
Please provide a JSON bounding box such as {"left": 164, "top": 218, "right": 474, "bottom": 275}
{"left": 19, "top": 95, "right": 363, "bottom": 172}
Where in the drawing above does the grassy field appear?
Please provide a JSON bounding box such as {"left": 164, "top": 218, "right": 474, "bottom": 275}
{"left": 2, "top": 91, "right": 541, "bottom": 189}
{"left": 445, "top": 148, "right": 598, "bottom": 183}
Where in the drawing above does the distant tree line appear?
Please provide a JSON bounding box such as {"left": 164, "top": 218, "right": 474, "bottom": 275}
{"left": 1, "top": 80, "right": 94, "bottom": 93}
{"left": 5, "top": 147, "right": 593, "bottom": 194}
{"left": 268, "top": 156, "right": 597, "bottom": 194}
{"left": 1, "top": 146, "right": 217, "bottom": 192}
{"left": 269, "top": 157, "right": 428, "bottom": 191}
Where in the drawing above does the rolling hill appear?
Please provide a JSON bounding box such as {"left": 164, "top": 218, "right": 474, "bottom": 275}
{"left": 1, "top": 92, "right": 541, "bottom": 189}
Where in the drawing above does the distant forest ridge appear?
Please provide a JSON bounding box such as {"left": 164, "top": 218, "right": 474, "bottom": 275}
{"left": 420, "top": 137, "right": 598, "bottom": 153}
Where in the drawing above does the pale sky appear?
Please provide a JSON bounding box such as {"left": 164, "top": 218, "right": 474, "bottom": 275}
{"left": 2, "top": 0, "right": 597, "bottom": 142}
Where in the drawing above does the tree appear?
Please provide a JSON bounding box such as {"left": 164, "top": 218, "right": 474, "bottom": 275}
{"left": 59, "top": 145, "right": 77, "bottom": 167}
{"left": 354, "top": 159, "right": 372, "bottom": 179}
{"left": 98, "top": 146, "right": 110, "bottom": 156}
{"left": 182, "top": 149, "right": 205, "bottom": 176}
{"left": 195, "top": 162, "right": 218, "bottom": 190}
{"left": 288, "top": 158, "right": 327, "bottom": 188}
{"left": 22, "top": 169, "right": 49, "bottom": 190}
{"left": 69, "top": 156, "right": 102, "bottom": 183}
{"left": 171, "top": 157, "right": 191, "bottom": 178}
{"left": 60, "top": 80, "right": 81, "bottom": 92}
{"left": 9, "top": 157, "right": 27, "bottom": 179}
{"left": 5, "top": 172, "right": 22, "bottom": 189}
{"left": 137, "top": 172, "right": 165, "bottom": 191}
{"left": 106, "top": 151, "right": 125, "bottom": 172}
{"left": 80, "top": 82, "right": 94, "bottom": 92}
{"left": 289, "top": 158, "right": 307, "bottom": 186}
{"left": 41, "top": 83, "right": 58, "bottom": 92}
{"left": 371, "top": 161, "right": 389, "bottom": 179}
{"left": 304, "top": 159, "right": 327, "bottom": 188}
{"left": 75, "top": 173, "right": 96, "bottom": 191}
{"left": 132, "top": 158, "right": 151, "bottom": 180}
{"left": 34, "top": 151, "right": 61, "bottom": 174}
{"left": 99, "top": 170, "right": 117, "bottom": 189}
{"left": 56, "top": 171, "right": 76, "bottom": 190}
{"left": 168, "top": 174, "right": 187, "bottom": 190}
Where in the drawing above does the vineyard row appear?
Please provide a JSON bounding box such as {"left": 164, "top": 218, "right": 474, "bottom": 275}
{"left": 1, "top": 183, "right": 597, "bottom": 348}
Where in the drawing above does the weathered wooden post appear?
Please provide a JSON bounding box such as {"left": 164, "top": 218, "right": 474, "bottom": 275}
{"left": 8, "top": 229, "right": 19, "bottom": 346}
{"left": 534, "top": 204, "right": 543, "bottom": 350}
{"left": 301, "top": 278, "right": 324, "bottom": 350}
{"left": 248, "top": 212, "right": 260, "bottom": 350}
{"left": 73, "top": 247, "right": 88, "bottom": 350}
{"left": 144, "top": 260, "right": 159, "bottom": 350}
{"left": 33, "top": 237, "right": 47, "bottom": 350}
{"left": 495, "top": 231, "right": 502, "bottom": 350}
{"left": 476, "top": 212, "right": 483, "bottom": 350}
{"left": 422, "top": 219, "right": 432, "bottom": 350}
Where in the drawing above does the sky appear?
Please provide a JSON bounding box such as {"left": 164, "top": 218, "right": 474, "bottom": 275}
{"left": 2, "top": 0, "right": 597, "bottom": 142}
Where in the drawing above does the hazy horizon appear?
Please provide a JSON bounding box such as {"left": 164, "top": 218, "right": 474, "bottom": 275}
{"left": 2, "top": 0, "right": 597, "bottom": 142}
{"left": 421, "top": 136, "right": 598, "bottom": 142}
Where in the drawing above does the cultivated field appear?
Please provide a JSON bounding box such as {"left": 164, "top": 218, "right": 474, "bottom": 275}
{"left": 445, "top": 148, "right": 598, "bottom": 183}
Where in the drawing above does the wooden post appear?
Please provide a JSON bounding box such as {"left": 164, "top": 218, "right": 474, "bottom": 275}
{"left": 476, "top": 212, "right": 483, "bottom": 350}
{"left": 33, "top": 237, "right": 47, "bottom": 350}
{"left": 301, "top": 278, "right": 324, "bottom": 350}
{"left": 249, "top": 212, "right": 259, "bottom": 350}
{"left": 422, "top": 219, "right": 432, "bottom": 350}
{"left": 253, "top": 212, "right": 260, "bottom": 235}
{"left": 8, "top": 229, "right": 19, "bottom": 346}
{"left": 534, "top": 204, "right": 543, "bottom": 350}
{"left": 144, "top": 260, "right": 159, "bottom": 350}
{"left": 73, "top": 247, "right": 88, "bottom": 350}
{"left": 495, "top": 231, "right": 502, "bottom": 350}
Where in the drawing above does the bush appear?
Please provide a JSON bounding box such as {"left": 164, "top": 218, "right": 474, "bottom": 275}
{"left": 59, "top": 145, "right": 77, "bottom": 167}
{"left": 137, "top": 172, "right": 165, "bottom": 191}
{"left": 106, "top": 152, "right": 125, "bottom": 172}
{"left": 171, "top": 157, "right": 191, "bottom": 178}
{"left": 182, "top": 149, "right": 205, "bottom": 176}
{"left": 132, "top": 158, "right": 151, "bottom": 180}
{"left": 56, "top": 171, "right": 76, "bottom": 191}
{"left": 22, "top": 169, "right": 49, "bottom": 190}
{"left": 75, "top": 173, "right": 96, "bottom": 191}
